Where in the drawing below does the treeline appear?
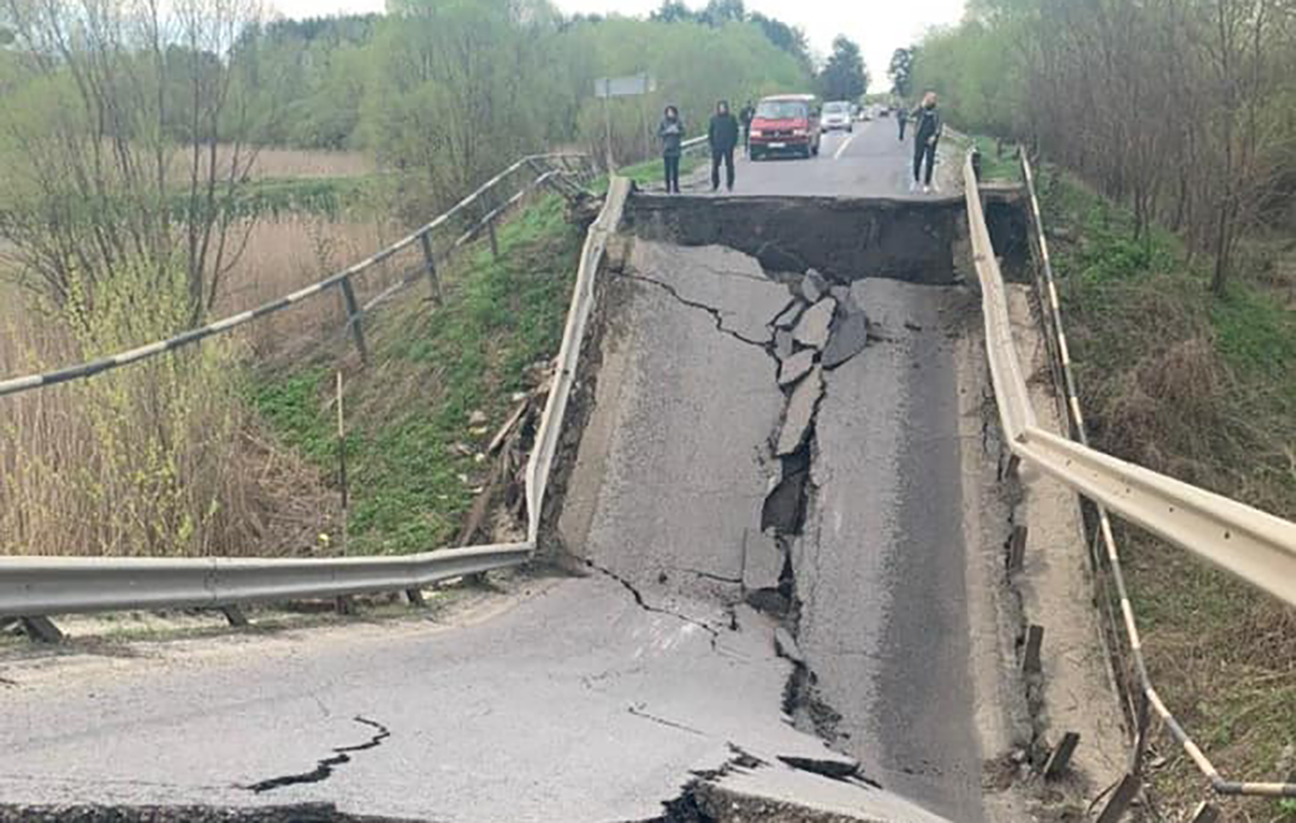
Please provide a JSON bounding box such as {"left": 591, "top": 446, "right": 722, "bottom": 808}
{"left": 236, "top": 1, "right": 814, "bottom": 152}
{"left": 0, "top": 0, "right": 815, "bottom": 310}
{"left": 910, "top": 0, "right": 1296, "bottom": 293}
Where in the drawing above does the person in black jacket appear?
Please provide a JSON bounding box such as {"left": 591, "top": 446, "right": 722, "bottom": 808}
{"left": 739, "top": 100, "right": 756, "bottom": 155}
{"left": 911, "top": 91, "right": 943, "bottom": 193}
{"left": 912, "top": 92, "right": 943, "bottom": 193}
{"left": 708, "top": 100, "right": 740, "bottom": 192}
{"left": 658, "top": 105, "right": 685, "bottom": 194}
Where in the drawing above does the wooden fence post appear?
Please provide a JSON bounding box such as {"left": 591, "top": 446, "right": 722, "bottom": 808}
{"left": 419, "top": 231, "right": 442, "bottom": 304}
{"left": 339, "top": 276, "right": 367, "bottom": 364}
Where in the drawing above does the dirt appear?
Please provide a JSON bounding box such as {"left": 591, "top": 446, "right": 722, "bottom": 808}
{"left": 1001, "top": 285, "right": 1131, "bottom": 809}
{"left": 624, "top": 196, "right": 965, "bottom": 286}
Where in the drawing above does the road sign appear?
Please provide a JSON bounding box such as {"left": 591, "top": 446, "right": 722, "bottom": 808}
{"left": 593, "top": 73, "right": 656, "bottom": 98}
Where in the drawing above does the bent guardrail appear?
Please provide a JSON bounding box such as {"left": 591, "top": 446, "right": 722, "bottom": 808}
{"left": 0, "top": 167, "right": 632, "bottom": 628}
{"left": 968, "top": 150, "right": 1296, "bottom": 803}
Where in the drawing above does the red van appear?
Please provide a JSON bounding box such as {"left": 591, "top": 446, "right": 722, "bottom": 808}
{"left": 748, "top": 94, "right": 822, "bottom": 160}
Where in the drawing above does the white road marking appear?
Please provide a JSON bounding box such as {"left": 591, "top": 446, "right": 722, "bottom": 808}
{"left": 833, "top": 133, "right": 858, "bottom": 160}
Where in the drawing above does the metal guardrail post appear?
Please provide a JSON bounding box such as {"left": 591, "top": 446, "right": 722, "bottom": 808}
{"left": 1043, "top": 731, "right": 1081, "bottom": 779}
{"left": 339, "top": 275, "right": 368, "bottom": 364}
{"left": 1096, "top": 773, "right": 1141, "bottom": 823}
{"left": 19, "top": 616, "right": 63, "bottom": 643}
{"left": 1023, "top": 624, "right": 1044, "bottom": 674}
{"left": 419, "top": 231, "right": 442, "bottom": 304}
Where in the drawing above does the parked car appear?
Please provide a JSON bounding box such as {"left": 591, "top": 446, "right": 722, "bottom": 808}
{"left": 822, "top": 100, "right": 854, "bottom": 133}
{"left": 749, "top": 94, "right": 822, "bottom": 160}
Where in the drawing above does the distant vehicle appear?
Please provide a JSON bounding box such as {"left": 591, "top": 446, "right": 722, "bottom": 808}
{"left": 749, "top": 94, "right": 822, "bottom": 160}
{"left": 822, "top": 101, "right": 853, "bottom": 133}
{"left": 879, "top": 106, "right": 893, "bottom": 118}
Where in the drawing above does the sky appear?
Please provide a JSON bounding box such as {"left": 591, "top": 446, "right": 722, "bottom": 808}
{"left": 271, "top": 0, "right": 967, "bottom": 82}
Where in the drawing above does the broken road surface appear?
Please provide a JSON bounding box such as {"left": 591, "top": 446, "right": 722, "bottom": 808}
{"left": 0, "top": 120, "right": 1011, "bottom": 822}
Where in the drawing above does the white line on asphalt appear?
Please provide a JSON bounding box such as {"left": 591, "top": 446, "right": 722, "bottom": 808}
{"left": 833, "top": 133, "right": 858, "bottom": 160}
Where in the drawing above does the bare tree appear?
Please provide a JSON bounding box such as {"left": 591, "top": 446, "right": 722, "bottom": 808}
{"left": 0, "top": 0, "right": 274, "bottom": 322}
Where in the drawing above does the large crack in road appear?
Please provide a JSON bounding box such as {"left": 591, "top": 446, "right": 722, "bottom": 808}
{"left": 554, "top": 231, "right": 993, "bottom": 822}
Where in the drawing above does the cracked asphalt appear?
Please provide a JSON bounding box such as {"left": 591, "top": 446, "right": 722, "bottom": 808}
{"left": 0, "top": 121, "right": 1002, "bottom": 822}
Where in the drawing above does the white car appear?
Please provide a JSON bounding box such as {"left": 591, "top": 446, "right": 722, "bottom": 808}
{"left": 821, "top": 101, "right": 854, "bottom": 133}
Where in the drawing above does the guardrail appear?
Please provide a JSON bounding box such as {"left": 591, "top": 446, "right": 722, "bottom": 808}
{"left": 0, "top": 159, "right": 629, "bottom": 633}
{"left": 966, "top": 150, "right": 1296, "bottom": 805}
{"left": 0, "top": 153, "right": 595, "bottom": 398}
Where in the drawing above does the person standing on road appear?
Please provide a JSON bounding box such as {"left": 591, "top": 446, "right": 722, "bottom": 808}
{"left": 897, "top": 104, "right": 907, "bottom": 141}
{"left": 708, "top": 100, "right": 740, "bottom": 192}
{"left": 911, "top": 91, "right": 943, "bottom": 193}
{"left": 658, "top": 105, "right": 685, "bottom": 194}
{"left": 739, "top": 100, "right": 756, "bottom": 156}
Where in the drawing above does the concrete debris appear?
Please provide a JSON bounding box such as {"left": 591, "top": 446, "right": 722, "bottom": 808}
{"left": 775, "top": 755, "right": 862, "bottom": 781}
{"left": 743, "top": 529, "right": 785, "bottom": 593}
{"left": 468, "top": 410, "right": 488, "bottom": 426}
{"left": 800, "top": 269, "right": 828, "bottom": 304}
{"left": 774, "top": 330, "right": 795, "bottom": 359}
{"left": 0, "top": 804, "right": 414, "bottom": 823}
{"left": 821, "top": 311, "right": 870, "bottom": 370}
{"left": 793, "top": 299, "right": 836, "bottom": 350}
{"left": 762, "top": 454, "right": 809, "bottom": 535}
{"left": 772, "top": 301, "right": 805, "bottom": 331}
{"left": 774, "top": 627, "right": 804, "bottom": 666}
{"left": 777, "top": 350, "right": 817, "bottom": 388}
{"left": 776, "top": 367, "right": 823, "bottom": 456}
{"left": 830, "top": 284, "right": 854, "bottom": 308}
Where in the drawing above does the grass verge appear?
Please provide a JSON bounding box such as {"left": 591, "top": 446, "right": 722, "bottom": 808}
{"left": 591, "top": 153, "right": 705, "bottom": 194}
{"left": 1036, "top": 162, "right": 1296, "bottom": 819}
{"left": 251, "top": 192, "right": 582, "bottom": 554}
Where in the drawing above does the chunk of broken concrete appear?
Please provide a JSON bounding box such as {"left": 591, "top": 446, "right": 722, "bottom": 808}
{"left": 743, "top": 529, "right": 784, "bottom": 593}
{"left": 831, "top": 284, "right": 860, "bottom": 313}
{"left": 821, "top": 310, "right": 870, "bottom": 369}
{"left": 772, "top": 301, "right": 805, "bottom": 330}
{"left": 774, "top": 329, "right": 795, "bottom": 359}
{"left": 776, "top": 366, "right": 822, "bottom": 456}
{"left": 774, "top": 626, "right": 804, "bottom": 666}
{"left": 800, "top": 269, "right": 828, "bottom": 303}
{"left": 792, "top": 298, "right": 836, "bottom": 350}
{"left": 777, "top": 349, "right": 816, "bottom": 387}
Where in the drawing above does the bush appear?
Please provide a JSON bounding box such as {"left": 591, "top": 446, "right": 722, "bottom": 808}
{"left": 0, "top": 263, "right": 259, "bottom": 557}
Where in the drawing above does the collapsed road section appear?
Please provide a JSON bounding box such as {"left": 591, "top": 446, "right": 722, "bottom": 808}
{"left": 558, "top": 191, "right": 1021, "bottom": 822}
{"left": 0, "top": 189, "right": 1025, "bottom": 823}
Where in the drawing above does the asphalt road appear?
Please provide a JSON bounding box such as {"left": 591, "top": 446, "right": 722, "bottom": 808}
{"left": 682, "top": 117, "right": 961, "bottom": 198}
{"left": 0, "top": 118, "right": 1001, "bottom": 823}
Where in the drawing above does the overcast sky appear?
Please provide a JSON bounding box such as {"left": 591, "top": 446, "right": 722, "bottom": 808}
{"left": 270, "top": 0, "right": 966, "bottom": 81}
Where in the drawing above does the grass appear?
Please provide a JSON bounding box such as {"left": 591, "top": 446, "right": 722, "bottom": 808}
{"left": 591, "top": 153, "right": 705, "bottom": 194}
{"left": 250, "top": 192, "right": 582, "bottom": 554}
{"left": 941, "top": 129, "right": 1023, "bottom": 183}
{"left": 1036, "top": 162, "right": 1296, "bottom": 820}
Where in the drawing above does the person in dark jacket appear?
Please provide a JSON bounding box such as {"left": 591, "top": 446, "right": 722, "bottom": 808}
{"left": 897, "top": 105, "right": 907, "bottom": 140}
{"left": 658, "top": 105, "right": 685, "bottom": 194}
{"left": 708, "top": 100, "right": 740, "bottom": 192}
{"left": 911, "top": 91, "right": 943, "bottom": 192}
{"left": 739, "top": 100, "right": 756, "bottom": 155}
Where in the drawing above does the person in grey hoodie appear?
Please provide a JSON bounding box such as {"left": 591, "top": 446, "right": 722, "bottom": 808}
{"left": 658, "top": 105, "right": 685, "bottom": 194}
